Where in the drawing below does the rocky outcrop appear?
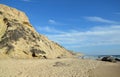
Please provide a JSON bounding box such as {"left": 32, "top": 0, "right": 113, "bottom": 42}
{"left": 0, "top": 4, "right": 72, "bottom": 59}
{"left": 101, "top": 56, "right": 115, "bottom": 62}
{"left": 101, "top": 56, "right": 120, "bottom": 63}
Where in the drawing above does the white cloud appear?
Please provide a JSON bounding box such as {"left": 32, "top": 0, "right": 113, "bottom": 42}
{"left": 45, "top": 25, "right": 120, "bottom": 49}
{"left": 36, "top": 16, "right": 120, "bottom": 52}
{"left": 36, "top": 26, "right": 65, "bottom": 33}
{"left": 48, "top": 19, "right": 56, "bottom": 24}
{"left": 48, "top": 19, "right": 67, "bottom": 26}
{"left": 85, "top": 16, "right": 118, "bottom": 24}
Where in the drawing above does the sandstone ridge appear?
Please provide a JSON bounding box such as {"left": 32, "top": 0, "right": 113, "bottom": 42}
{"left": 0, "top": 4, "right": 72, "bottom": 59}
{"left": 0, "top": 4, "right": 29, "bottom": 22}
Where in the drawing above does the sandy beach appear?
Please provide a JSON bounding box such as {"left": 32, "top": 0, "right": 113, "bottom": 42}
{"left": 91, "top": 61, "right": 120, "bottom": 77}
{"left": 0, "top": 58, "right": 119, "bottom": 77}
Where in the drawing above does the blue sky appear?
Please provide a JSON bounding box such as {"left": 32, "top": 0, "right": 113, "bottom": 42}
{"left": 1, "top": 0, "right": 120, "bottom": 55}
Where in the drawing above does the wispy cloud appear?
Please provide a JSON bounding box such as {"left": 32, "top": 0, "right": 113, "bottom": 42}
{"left": 48, "top": 19, "right": 56, "bottom": 24}
{"left": 48, "top": 19, "right": 67, "bottom": 26}
{"left": 45, "top": 25, "right": 120, "bottom": 49}
{"left": 36, "top": 16, "right": 120, "bottom": 52}
{"left": 85, "top": 16, "right": 118, "bottom": 24}
{"left": 36, "top": 26, "right": 65, "bottom": 34}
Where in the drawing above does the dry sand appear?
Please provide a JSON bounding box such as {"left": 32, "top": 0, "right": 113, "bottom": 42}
{"left": 0, "top": 58, "right": 119, "bottom": 77}
{"left": 91, "top": 62, "right": 120, "bottom": 77}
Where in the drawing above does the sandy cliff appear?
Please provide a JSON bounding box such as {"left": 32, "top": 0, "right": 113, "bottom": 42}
{"left": 0, "top": 4, "right": 72, "bottom": 59}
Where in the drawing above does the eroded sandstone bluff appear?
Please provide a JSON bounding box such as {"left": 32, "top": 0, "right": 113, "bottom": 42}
{"left": 0, "top": 4, "right": 72, "bottom": 59}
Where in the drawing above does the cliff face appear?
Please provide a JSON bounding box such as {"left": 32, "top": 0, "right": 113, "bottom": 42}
{"left": 0, "top": 4, "right": 72, "bottom": 59}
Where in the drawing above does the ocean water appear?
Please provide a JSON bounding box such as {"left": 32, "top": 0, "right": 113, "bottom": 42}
{"left": 79, "top": 55, "right": 120, "bottom": 60}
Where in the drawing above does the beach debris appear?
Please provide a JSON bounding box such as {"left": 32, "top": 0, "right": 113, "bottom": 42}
{"left": 53, "top": 62, "right": 69, "bottom": 67}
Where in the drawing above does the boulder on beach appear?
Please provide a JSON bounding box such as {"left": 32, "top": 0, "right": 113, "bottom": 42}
{"left": 115, "top": 58, "right": 120, "bottom": 61}
{"left": 101, "top": 56, "right": 116, "bottom": 62}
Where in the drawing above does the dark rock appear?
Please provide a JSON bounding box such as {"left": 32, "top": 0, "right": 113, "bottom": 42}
{"left": 42, "top": 56, "right": 47, "bottom": 59}
{"left": 6, "top": 44, "right": 14, "bottom": 54}
{"left": 57, "top": 56, "right": 61, "bottom": 59}
{"left": 30, "top": 48, "right": 46, "bottom": 57}
{"left": 0, "top": 11, "right": 3, "bottom": 15}
{"left": 115, "top": 58, "right": 120, "bottom": 61}
{"left": 101, "top": 56, "right": 116, "bottom": 63}
{"left": 3, "top": 18, "right": 8, "bottom": 23}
